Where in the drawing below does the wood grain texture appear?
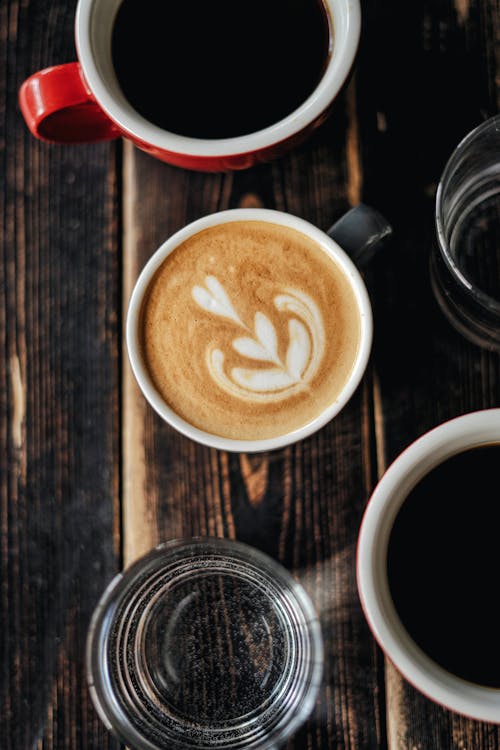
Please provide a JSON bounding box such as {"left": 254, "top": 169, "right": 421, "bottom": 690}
{"left": 2, "top": 0, "right": 499, "bottom": 748}
{"left": 121, "top": 86, "right": 384, "bottom": 749}
{"left": 0, "top": 2, "right": 120, "bottom": 748}
{"left": 356, "top": 0, "right": 500, "bottom": 747}
{"left": 120, "top": 5, "right": 499, "bottom": 747}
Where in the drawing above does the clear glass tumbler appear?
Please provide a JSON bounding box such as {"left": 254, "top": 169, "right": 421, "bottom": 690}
{"left": 86, "top": 538, "right": 323, "bottom": 750}
{"left": 431, "top": 114, "right": 500, "bottom": 350}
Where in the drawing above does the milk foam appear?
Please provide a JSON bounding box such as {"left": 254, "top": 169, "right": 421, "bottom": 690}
{"left": 140, "top": 221, "right": 361, "bottom": 441}
{"left": 192, "top": 276, "right": 325, "bottom": 403}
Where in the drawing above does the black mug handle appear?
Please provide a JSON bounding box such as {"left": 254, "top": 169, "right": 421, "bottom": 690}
{"left": 327, "top": 204, "right": 393, "bottom": 268}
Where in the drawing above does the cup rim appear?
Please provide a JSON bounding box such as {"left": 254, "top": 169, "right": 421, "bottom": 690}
{"left": 126, "top": 208, "right": 373, "bottom": 452}
{"left": 86, "top": 537, "right": 324, "bottom": 750}
{"left": 75, "top": 0, "right": 361, "bottom": 158}
{"left": 357, "top": 408, "right": 500, "bottom": 722}
{"left": 435, "top": 114, "right": 500, "bottom": 316}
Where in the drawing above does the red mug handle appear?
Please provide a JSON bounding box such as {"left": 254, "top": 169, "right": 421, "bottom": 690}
{"left": 18, "top": 62, "right": 121, "bottom": 143}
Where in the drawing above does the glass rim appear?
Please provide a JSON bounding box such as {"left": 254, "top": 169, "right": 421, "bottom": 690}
{"left": 86, "top": 537, "right": 324, "bottom": 750}
{"left": 435, "top": 114, "right": 500, "bottom": 316}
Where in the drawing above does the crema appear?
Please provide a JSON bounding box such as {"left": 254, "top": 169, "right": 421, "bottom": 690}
{"left": 140, "top": 221, "right": 361, "bottom": 440}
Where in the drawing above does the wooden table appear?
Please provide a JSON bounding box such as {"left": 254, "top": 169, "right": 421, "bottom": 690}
{"left": 1, "top": 1, "right": 499, "bottom": 748}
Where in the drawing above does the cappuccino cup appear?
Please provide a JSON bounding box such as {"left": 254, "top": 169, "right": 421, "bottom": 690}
{"left": 126, "top": 207, "right": 391, "bottom": 452}
{"left": 19, "top": 0, "right": 361, "bottom": 172}
{"left": 357, "top": 409, "right": 500, "bottom": 722}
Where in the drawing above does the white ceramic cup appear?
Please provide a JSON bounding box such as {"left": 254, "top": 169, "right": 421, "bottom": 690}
{"left": 126, "top": 207, "right": 380, "bottom": 453}
{"left": 357, "top": 408, "right": 500, "bottom": 722}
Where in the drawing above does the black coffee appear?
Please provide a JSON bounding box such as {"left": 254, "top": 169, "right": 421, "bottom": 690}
{"left": 112, "top": 0, "right": 331, "bottom": 139}
{"left": 387, "top": 444, "right": 500, "bottom": 688}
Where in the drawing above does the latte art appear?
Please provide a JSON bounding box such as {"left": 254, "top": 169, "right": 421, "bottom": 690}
{"left": 192, "top": 276, "right": 325, "bottom": 402}
{"left": 140, "top": 221, "right": 362, "bottom": 441}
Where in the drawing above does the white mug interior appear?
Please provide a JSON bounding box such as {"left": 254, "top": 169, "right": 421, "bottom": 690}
{"left": 126, "top": 208, "right": 373, "bottom": 452}
{"left": 357, "top": 409, "right": 500, "bottom": 722}
{"left": 75, "top": 0, "right": 361, "bottom": 157}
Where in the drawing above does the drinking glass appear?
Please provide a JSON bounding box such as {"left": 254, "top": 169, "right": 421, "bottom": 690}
{"left": 431, "top": 114, "right": 500, "bottom": 350}
{"left": 86, "top": 538, "right": 323, "bottom": 749}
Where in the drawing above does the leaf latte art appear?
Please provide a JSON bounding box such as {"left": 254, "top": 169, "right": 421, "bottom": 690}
{"left": 140, "top": 221, "right": 362, "bottom": 441}
{"left": 192, "top": 276, "right": 325, "bottom": 402}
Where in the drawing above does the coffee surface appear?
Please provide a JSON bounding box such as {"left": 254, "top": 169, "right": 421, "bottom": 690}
{"left": 387, "top": 444, "right": 500, "bottom": 688}
{"left": 112, "top": 0, "right": 331, "bottom": 139}
{"left": 140, "top": 221, "right": 361, "bottom": 441}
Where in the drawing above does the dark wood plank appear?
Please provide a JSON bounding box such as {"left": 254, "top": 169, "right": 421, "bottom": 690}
{"left": 3, "top": 0, "right": 497, "bottom": 748}
{"left": 122, "top": 81, "right": 384, "bottom": 748}
{"left": 356, "top": 0, "right": 500, "bottom": 746}
{"left": 0, "top": 2, "right": 121, "bottom": 748}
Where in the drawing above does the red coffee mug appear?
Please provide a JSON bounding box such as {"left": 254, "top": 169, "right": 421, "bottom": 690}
{"left": 19, "top": 0, "right": 361, "bottom": 172}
